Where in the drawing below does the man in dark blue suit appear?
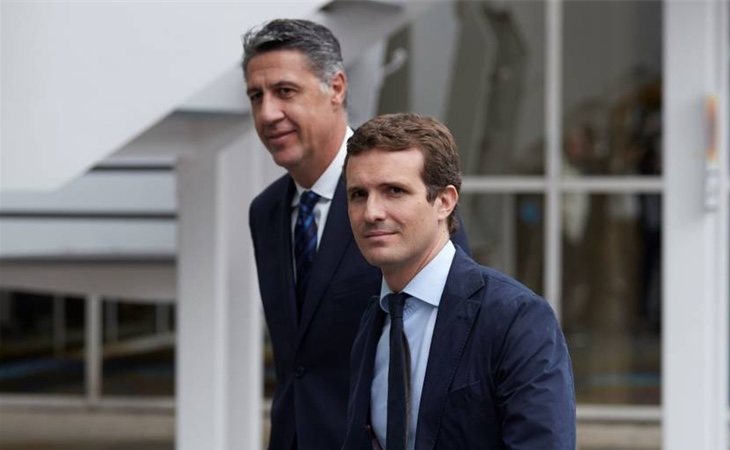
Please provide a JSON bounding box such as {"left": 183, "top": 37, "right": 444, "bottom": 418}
{"left": 342, "top": 113, "right": 575, "bottom": 450}
{"left": 244, "top": 20, "right": 469, "bottom": 450}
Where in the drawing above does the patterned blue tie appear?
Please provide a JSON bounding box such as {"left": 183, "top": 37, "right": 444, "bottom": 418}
{"left": 385, "top": 292, "right": 410, "bottom": 450}
{"left": 294, "top": 190, "right": 320, "bottom": 316}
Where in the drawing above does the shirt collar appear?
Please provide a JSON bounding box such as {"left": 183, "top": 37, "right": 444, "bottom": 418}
{"left": 292, "top": 127, "right": 353, "bottom": 207}
{"left": 379, "top": 240, "right": 456, "bottom": 312}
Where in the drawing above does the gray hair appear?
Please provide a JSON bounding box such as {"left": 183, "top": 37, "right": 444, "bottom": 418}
{"left": 242, "top": 19, "right": 345, "bottom": 86}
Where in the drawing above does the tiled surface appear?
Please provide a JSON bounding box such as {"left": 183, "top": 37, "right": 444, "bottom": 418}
{"left": 0, "top": 408, "right": 660, "bottom": 450}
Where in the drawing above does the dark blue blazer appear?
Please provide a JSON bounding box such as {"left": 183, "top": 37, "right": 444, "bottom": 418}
{"left": 250, "top": 173, "right": 470, "bottom": 450}
{"left": 342, "top": 247, "right": 576, "bottom": 450}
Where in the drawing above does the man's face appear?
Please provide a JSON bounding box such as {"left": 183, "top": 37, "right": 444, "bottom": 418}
{"left": 346, "top": 148, "right": 455, "bottom": 279}
{"left": 245, "top": 49, "right": 345, "bottom": 173}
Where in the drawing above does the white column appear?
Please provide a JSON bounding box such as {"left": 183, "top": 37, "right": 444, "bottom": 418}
{"left": 85, "top": 293, "right": 102, "bottom": 405}
{"left": 663, "top": 1, "right": 729, "bottom": 449}
{"left": 176, "top": 129, "right": 265, "bottom": 450}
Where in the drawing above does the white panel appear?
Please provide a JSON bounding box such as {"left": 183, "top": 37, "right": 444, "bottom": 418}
{"left": 1, "top": 1, "right": 324, "bottom": 191}
{"left": 176, "top": 130, "right": 265, "bottom": 450}
{"left": 0, "top": 262, "right": 176, "bottom": 301}
{"left": 663, "top": 1, "right": 728, "bottom": 449}
{"left": 0, "top": 220, "right": 175, "bottom": 257}
{"left": 0, "top": 172, "right": 175, "bottom": 212}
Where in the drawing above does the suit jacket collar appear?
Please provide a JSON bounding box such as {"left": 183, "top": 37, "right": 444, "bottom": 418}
{"left": 275, "top": 178, "right": 299, "bottom": 338}
{"left": 344, "top": 296, "right": 385, "bottom": 447}
{"left": 415, "top": 247, "right": 484, "bottom": 449}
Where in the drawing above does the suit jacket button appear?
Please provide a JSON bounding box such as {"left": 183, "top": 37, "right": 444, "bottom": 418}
{"left": 295, "top": 366, "right": 305, "bottom": 378}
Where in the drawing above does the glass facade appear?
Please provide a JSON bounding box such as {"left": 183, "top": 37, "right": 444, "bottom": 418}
{"left": 377, "top": 1, "right": 547, "bottom": 176}
{"left": 0, "top": 291, "right": 85, "bottom": 394}
{"left": 562, "top": 0, "right": 662, "bottom": 177}
{"left": 102, "top": 301, "right": 175, "bottom": 397}
{"left": 0, "top": 290, "right": 174, "bottom": 399}
{"left": 562, "top": 193, "right": 661, "bottom": 404}
{"left": 460, "top": 193, "right": 544, "bottom": 295}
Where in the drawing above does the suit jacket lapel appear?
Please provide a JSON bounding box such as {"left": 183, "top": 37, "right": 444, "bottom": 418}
{"left": 297, "top": 175, "right": 353, "bottom": 342}
{"left": 344, "top": 298, "right": 384, "bottom": 447}
{"left": 415, "top": 248, "right": 484, "bottom": 450}
{"left": 277, "top": 179, "right": 299, "bottom": 339}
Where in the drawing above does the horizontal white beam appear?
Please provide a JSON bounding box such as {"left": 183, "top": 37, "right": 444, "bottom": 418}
{"left": 0, "top": 220, "right": 175, "bottom": 259}
{"left": 0, "top": 172, "right": 175, "bottom": 213}
{"left": 462, "top": 176, "right": 663, "bottom": 193}
{"left": 0, "top": 261, "right": 175, "bottom": 301}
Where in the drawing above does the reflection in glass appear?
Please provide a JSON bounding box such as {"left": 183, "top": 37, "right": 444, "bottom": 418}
{"left": 102, "top": 300, "right": 174, "bottom": 397}
{"left": 562, "top": 0, "right": 662, "bottom": 176}
{"left": 563, "top": 193, "right": 661, "bottom": 404}
{"left": 460, "top": 193, "right": 544, "bottom": 295}
{"left": 0, "top": 291, "right": 85, "bottom": 394}
{"left": 376, "top": 1, "right": 545, "bottom": 175}
{"left": 263, "top": 326, "right": 275, "bottom": 399}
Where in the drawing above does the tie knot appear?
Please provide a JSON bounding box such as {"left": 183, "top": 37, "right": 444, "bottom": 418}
{"left": 299, "top": 190, "right": 320, "bottom": 211}
{"left": 385, "top": 292, "right": 407, "bottom": 319}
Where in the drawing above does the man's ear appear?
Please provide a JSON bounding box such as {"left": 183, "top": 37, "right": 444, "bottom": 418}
{"left": 329, "top": 71, "right": 347, "bottom": 106}
{"left": 437, "top": 185, "right": 459, "bottom": 220}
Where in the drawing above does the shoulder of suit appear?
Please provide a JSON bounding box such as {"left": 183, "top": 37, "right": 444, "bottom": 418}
{"left": 250, "top": 173, "right": 292, "bottom": 211}
{"left": 457, "top": 252, "right": 545, "bottom": 312}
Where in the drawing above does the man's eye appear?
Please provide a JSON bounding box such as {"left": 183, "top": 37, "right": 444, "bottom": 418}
{"left": 248, "top": 92, "right": 262, "bottom": 103}
{"left": 278, "top": 87, "right": 295, "bottom": 97}
{"left": 349, "top": 190, "right": 366, "bottom": 201}
{"left": 389, "top": 187, "right": 404, "bottom": 195}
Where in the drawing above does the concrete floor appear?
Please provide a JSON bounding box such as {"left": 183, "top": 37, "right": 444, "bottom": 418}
{"left": 0, "top": 407, "right": 660, "bottom": 450}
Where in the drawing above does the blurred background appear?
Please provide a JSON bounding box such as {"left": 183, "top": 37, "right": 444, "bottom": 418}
{"left": 1, "top": 1, "right": 727, "bottom": 449}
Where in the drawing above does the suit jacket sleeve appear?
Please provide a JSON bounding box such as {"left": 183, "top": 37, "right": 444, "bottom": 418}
{"left": 494, "top": 296, "right": 576, "bottom": 449}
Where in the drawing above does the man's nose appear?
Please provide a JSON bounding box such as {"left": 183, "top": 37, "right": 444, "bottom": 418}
{"left": 364, "top": 196, "right": 386, "bottom": 222}
{"left": 258, "top": 95, "right": 285, "bottom": 124}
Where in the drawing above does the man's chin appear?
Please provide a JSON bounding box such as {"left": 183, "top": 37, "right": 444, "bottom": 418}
{"left": 269, "top": 148, "right": 300, "bottom": 169}
{"left": 362, "top": 251, "right": 399, "bottom": 271}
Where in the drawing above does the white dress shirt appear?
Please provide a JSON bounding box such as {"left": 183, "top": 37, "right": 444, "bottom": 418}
{"left": 290, "top": 128, "right": 352, "bottom": 278}
{"left": 370, "top": 240, "right": 456, "bottom": 450}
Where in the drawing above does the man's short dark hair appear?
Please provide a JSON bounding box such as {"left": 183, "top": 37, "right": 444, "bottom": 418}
{"left": 242, "top": 19, "right": 344, "bottom": 86}
{"left": 346, "top": 113, "right": 462, "bottom": 235}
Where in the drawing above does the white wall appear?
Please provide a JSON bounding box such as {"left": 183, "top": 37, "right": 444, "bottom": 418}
{"left": 1, "top": 2, "right": 324, "bottom": 192}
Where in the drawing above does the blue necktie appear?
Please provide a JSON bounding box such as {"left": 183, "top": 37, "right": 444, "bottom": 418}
{"left": 385, "top": 292, "right": 410, "bottom": 450}
{"left": 294, "top": 190, "right": 320, "bottom": 316}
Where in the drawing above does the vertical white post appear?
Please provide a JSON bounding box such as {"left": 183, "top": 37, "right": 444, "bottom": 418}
{"left": 663, "top": 1, "right": 728, "bottom": 449}
{"left": 176, "top": 129, "right": 264, "bottom": 450}
{"left": 85, "top": 293, "right": 102, "bottom": 405}
{"left": 177, "top": 152, "right": 225, "bottom": 450}
{"left": 545, "top": 0, "right": 563, "bottom": 317}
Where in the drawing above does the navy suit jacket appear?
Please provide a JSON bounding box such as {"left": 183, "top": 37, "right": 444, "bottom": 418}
{"left": 342, "top": 247, "right": 576, "bottom": 450}
{"left": 250, "top": 173, "right": 470, "bottom": 450}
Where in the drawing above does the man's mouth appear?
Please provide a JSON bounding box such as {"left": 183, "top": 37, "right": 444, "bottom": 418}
{"left": 363, "top": 229, "right": 396, "bottom": 239}
{"left": 266, "top": 130, "right": 295, "bottom": 143}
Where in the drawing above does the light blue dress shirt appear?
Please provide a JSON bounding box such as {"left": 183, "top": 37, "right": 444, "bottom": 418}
{"left": 370, "top": 240, "right": 456, "bottom": 450}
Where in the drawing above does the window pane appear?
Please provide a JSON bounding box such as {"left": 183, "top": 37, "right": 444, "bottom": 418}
{"left": 460, "top": 193, "right": 544, "bottom": 295}
{"left": 376, "top": 1, "right": 546, "bottom": 175}
{"left": 101, "top": 300, "right": 174, "bottom": 397}
{"left": 563, "top": 193, "right": 661, "bottom": 404}
{"left": 562, "top": 0, "right": 662, "bottom": 176}
{"left": 0, "top": 291, "right": 85, "bottom": 394}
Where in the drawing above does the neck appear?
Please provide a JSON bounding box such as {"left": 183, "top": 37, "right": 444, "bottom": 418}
{"left": 290, "top": 118, "right": 347, "bottom": 189}
{"left": 382, "top": 230, "right": 450, "bottom": 293}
